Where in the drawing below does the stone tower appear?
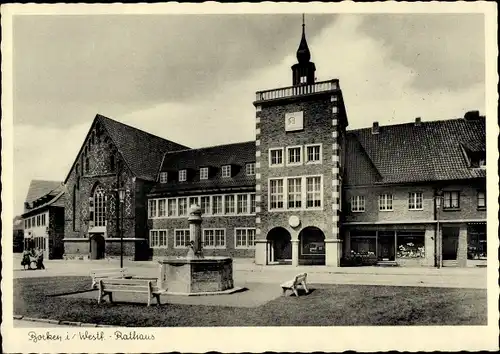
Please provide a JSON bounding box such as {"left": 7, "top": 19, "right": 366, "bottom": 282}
{"left": 253, "top": 20, "right": 348, "bottom": 267}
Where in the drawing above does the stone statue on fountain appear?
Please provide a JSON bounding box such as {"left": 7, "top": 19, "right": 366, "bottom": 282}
{"left": 186, "top": 204, "right": 204, "bottom": 259}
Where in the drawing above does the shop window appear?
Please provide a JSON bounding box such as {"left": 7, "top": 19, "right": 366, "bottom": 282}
{"left": 350, "top": 231, "right": 376, "bottom": 256}
{"left": 396, "top": 231, "right": 425, "bottom": 258}
{"left": 467, "top": 224, "right": 486, "bottom": 260}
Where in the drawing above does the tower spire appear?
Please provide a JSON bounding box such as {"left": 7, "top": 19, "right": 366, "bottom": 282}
{"left": 291, "top": 14, "right": 316, "bottom": 85}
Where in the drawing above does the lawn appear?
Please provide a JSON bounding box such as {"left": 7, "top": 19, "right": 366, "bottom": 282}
{"left": 14, "top": 276, "right": 487, "bottom": 326}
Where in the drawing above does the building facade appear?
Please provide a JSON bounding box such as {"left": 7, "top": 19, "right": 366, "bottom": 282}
{"left": 58, "top": 24, "right": 487, "bottom": 267}
{"left": 22, "top": 180, "right": 66, "bottom": 259}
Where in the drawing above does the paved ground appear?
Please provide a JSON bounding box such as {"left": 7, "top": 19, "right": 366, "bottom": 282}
{"left": 11, "top": 254, "right": 487, "bottom": 289}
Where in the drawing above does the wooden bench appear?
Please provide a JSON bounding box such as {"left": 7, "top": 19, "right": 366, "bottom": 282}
{"left": 90, "top": 268, "right": 129, "bottom": 289}
{"left": 281, "top": 273, "right": 309, "bottom": 297}
{"left": 98, "top": 278, "right": 166, "bottom": 306}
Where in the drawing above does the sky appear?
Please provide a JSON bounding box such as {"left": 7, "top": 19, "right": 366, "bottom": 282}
{"left": 11, "top": 12, "right": 486, "bottom": 216}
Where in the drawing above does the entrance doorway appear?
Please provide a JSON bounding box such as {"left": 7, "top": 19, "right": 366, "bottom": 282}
{"left": 267, "top": 227, "right": 292, "bottom": 264}
{"left": 442, "top": 226, "right": 459, "bottom": 261}
{"left": 377, "top": 231, "right": 396, "bottom": 261}
{"left": 298, "top": 226, "right": 325, "bottom": 265}
{"left": 90, "top": 234, "right": 105, "bottom": 260}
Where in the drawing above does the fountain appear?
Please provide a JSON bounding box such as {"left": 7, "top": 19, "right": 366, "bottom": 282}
{"left": 157, "top": 205, "right": 237, "bottom": 295}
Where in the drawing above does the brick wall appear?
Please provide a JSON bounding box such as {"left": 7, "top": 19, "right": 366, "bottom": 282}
{"left": 256, "top": 93, "right": 340, "bottom": 241}
{"left": 343, "top": 181, "right": 486, "bottom": 223}
{"left": 150, "top": 214, "right": 256, "bottom": 258}
{"left": 64, "top": 123, "right": 137, "bottom": 240}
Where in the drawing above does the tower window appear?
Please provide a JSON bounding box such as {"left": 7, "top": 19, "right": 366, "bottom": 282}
{"left": 300, "top": 76, "right": 307, "bottom": 84}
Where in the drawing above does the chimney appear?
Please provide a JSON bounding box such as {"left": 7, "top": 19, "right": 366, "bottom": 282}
{"left": 372, "top": 122, "right": 380, "bottom": 134}
{"left": 464, "top": 110, "right": 480, "bottom": 121}
{"left": 415, "top": 117, "right": 422, "bottom": 126}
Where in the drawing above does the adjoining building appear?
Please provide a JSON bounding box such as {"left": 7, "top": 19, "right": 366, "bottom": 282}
{"left": 59, "top": 23, "right": 486, "bottom": 267}
{"left": 13, "top": 216, "right": 24, "bottom": 253}
{"left": 21, "top": 180, "right": 66, "bottom": 259}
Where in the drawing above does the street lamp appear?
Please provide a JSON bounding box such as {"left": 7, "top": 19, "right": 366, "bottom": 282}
{"left": 435, "top": 192, "right": 443, "bottom": 269}
{"left": 114, "top": 187, "right": 129, "bottom": 268}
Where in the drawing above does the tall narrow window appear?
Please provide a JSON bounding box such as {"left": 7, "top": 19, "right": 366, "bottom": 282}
{"left": 270, "top": 179, "right": 284, "bottom": 210}
{"left": 168, "top": 199, "right": 177, "bottom": 217}
{"left": 237, "top": 194, "right": 248, "bottom": 214}
{"left": 85, "top": 157, "right": 90, "bottom": 173}
{"left": 306, "top": 176, "right": 322, "bottom": 208}
{"left": 250, "top": 194, "right": 256, "bottom": 214}
{"left": 224, "top": 195, "right": 235, "bottom": 214}
{"left": 72, "top": 185, "right": 77, "bottom": 231}
{"left": 212, "top": 195, "right": 223, "bottom": 215}
{"left": 158, "top": 199, "right": 166, "bottom": 217}
{"left": 93, "top": 185, "right": 106, "bottom": 227}
{"left": 201, "top": 196, "right": 210, "bottom": 215}
{"left": 110, "top": 155, "right": 116, "bottom": 171}
{"left": 287, "top": 178, "right": 302, "bottom": 209}
{"left": 148, "top": 199, "right": 157, "bottom": 218}
{"left": 178, "top": 198, "right": 188, "bottom": 216}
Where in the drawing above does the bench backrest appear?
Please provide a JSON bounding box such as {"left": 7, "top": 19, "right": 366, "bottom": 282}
{"left": 293, "top": 273, "right": 307, "bottom": 286}
{"left": 100, "top": 278, "right": 158, "bottom": 293}
{"left": 90, "top": 268, "right": 127, "bottom": 277}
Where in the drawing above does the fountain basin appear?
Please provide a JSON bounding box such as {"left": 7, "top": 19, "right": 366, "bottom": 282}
{"left": 158, "top": 257, "right": 234, "bottom": 295}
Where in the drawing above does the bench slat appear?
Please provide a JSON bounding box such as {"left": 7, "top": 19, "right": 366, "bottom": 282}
{"left": 101, "top": 279, "right": 156, "bottom": 286}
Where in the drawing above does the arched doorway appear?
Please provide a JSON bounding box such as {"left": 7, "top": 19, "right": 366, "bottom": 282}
{"left": 267, "top": 227, "right": 292, "bottom": 264}
{"left": 90, "top": 234, "right": 105, "bottom": 260}
{"left": 299, "top": 226, "right": 326, "bottom": 265}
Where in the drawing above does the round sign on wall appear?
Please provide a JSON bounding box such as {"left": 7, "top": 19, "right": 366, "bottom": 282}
{"left": 288, "top": 215, "right": 300, "bottom": 228}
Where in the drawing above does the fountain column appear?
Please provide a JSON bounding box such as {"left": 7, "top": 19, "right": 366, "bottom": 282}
{"left": 188, "top": 204, "right": 203, "bottom": 258}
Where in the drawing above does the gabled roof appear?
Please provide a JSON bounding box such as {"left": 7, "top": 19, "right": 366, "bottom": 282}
{"left": 345, "top": 117, "right": 486, "bottom": 186}
{"left": 22, "top": 180, "right": 66, "bottom": 217}
{"left": 149, "top": 141, "right": 256, "bottom": 196}
{"left": 98, "top": 115, "right": 189, "bottom": 181}
{"left": 64, "top": 114, "right": 189, "bottom": 183}
{"left": 25, "top": 180, "right": 63, "bottom": 204}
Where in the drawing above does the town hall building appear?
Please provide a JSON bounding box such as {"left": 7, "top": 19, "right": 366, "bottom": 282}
{"left": 34, "top": 23, "right": 486, "bottom": 267}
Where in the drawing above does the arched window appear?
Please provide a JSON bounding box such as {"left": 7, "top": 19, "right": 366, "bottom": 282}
{"left": 93, "top": 185, "right": 106, "bottom": 227}
{"left": 73, "top": 185, "right": 77, "bottom": 231}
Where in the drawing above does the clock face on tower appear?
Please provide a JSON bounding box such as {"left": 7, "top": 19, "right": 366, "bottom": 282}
{"left": 285, "top": 111, "right": 304, "bottom": 132}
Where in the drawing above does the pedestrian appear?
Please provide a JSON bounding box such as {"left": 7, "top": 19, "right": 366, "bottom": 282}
{"left": 36, "top": 248, "right": 45, "bottom": 270}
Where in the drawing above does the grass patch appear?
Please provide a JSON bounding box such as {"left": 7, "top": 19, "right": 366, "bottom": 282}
{"left": 14, "top": 276, "right": 487, "bottom": 326}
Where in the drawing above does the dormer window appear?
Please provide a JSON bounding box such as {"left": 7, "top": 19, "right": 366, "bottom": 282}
{"left": 179, "top": 169, "right": 187, "bottom": 182}
{"left": 222, "top": 165, "right": 231, "bottom": 178}
{"left": 246, "top": 163, "right": 255, "bottom": 176}
{"left": 200, "top": 167, "right": 209, "bottom": 180}
{"left": 159, "top": 172, "right": 168, "bottom": 183}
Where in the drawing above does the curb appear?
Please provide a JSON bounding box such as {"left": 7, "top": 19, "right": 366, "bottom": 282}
{"left": 14, "top": 316, "right": 117, "bottom": 328}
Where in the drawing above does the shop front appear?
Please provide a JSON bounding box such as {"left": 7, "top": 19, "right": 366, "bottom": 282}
{"left": 343, "top": 227, "right": 430, "bottom": 267}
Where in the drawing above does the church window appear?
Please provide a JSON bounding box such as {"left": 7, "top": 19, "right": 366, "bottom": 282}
{"left": 93, "top": 185, "right": 106, "bottom": 227}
